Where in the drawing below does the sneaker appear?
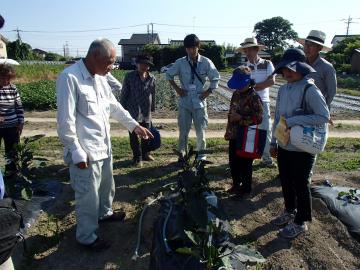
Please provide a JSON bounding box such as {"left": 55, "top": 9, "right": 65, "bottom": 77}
{"left": 132, "top": 159, "right": 143, "bottom": 168}
{"left": 99, "top": 210, "right": 126, "bottom": 223}
{"left": 261, "top": 159, "right": 277, "bottom": 168}
{"left": 274, "top": 211, "right": 295, "bottom": 226}
{"left": 279, "top": 222, "right": 308, "bottom": 239}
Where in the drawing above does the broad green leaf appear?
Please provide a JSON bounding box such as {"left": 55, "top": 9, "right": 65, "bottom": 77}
{"left": 176, "top": 247, "right": 200, "bottom": 258}
{"left": 184, "top": 230, "right": 200, "bottom": 245}
{"left": 233, "top": 245, "right": 265, "bottom": 263}
{"left": 21, "top": 187, "right": 33, "bottom": 201}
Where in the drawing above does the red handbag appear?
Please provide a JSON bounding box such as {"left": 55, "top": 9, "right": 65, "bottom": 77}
{"left": 236, "top": 125, "right": 267, "bottom": 159}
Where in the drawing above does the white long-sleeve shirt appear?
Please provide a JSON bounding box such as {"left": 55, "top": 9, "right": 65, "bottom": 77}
{"left": 56, "top": 60, "right": 138, "bottom": 163}
{"left": 106, "top": 72, "right": 122, "bottom": 94}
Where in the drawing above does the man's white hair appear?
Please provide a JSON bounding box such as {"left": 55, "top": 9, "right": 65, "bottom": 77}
{"left": 87, "top": 38, "right": 115, "bottom": 58}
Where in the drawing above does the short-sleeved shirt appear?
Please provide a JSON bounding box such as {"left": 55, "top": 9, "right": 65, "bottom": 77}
{"left": 246, "top": 58, "right": 275, "bottom": 102}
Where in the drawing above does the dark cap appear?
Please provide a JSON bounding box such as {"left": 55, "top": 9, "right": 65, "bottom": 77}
{"left": 135, "top": 55, "right": 154, "bottom": 66}
{"left": 184, "top": 34, "right": 200, "bottom": 48}
{"left": 273, "top": 48, "right": 315, "bottom": 76}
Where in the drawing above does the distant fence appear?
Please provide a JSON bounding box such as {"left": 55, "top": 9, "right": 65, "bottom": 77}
{"left": 19, "top": 60, "right": 66, "bottom": 65}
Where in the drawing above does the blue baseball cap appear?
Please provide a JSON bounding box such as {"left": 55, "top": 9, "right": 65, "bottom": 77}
{"left": 227, "top": 68, "right": 252, "bottom": 90}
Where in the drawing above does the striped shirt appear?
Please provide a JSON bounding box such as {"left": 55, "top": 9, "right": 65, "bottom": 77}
{"left": 0, "top": 84, "right": 24, "bottom": 128}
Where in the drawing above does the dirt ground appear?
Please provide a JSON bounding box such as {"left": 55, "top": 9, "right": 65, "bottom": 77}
{"left": 12, "top": 145, "right": 360, "bottom": 270}
{"left": 8, "top": 109, "right": 360, "bottom": 270}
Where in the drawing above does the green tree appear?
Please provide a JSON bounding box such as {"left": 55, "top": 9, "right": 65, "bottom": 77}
{"left": 254, "top": 16, "right": 298, "bottom": 55}
{"left": 7, "top": 39, "right": 34, "bottom": 60}
{"left": 144, "top": 44, "right": 226, "bottom": 70}
{"left": 201, "top": 44, "right": 226, "bottom": 70}
{"left": 44, "top": 52, "right": 62, "bottom": 61}
{"left": 326, "top": 36, "right": 360, "bottom": 72}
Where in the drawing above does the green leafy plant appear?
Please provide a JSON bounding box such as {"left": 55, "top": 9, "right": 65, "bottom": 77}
{"left": 6, "top": 135, "right": 45, "bottom": 200}
{"left": 158, "top": 147, "right": 264, "bottom": 269}
{"left": 337, "top": 189, "right": 360, "bottom": 205}
{"left": 17, "top": 80, "right": 57, "bottom": 110}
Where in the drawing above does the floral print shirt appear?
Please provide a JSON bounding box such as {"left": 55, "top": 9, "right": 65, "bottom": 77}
{"left": 225, "top": 88, "right": 263, "bottom": 140}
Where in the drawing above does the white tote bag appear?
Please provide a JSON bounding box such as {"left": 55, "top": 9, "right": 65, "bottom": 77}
{"left": 290, "top": 84, "right": 329, "bottom": 155}
{"left": 290, "top": 124, "right": 328, "bottom": 155}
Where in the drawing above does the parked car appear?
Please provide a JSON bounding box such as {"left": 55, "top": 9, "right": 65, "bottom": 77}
{"left": 65, "top": 60, "right": 76, "bottom": 65}
{"left": 160, "top": 63, "right": 174, "bottom": 73}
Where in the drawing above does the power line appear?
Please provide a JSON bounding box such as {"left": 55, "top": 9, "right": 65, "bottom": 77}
{"left": 4, "top": 23, "right": 148, "bottom": 33}
{"left": 3, "top": 18, "right": 344, "bottom": 34}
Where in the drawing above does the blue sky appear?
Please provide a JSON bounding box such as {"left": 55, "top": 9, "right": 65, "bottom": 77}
{"left": 1, "top": 0, "right": 360, "bottom": 57}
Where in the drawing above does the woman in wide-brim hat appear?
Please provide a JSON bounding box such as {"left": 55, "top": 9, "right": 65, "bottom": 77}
{"left": 273, "top": 48, "right": 316, "bottom": 76}
{"left": 270, "top": 48, "right": 330, "bottom": 240}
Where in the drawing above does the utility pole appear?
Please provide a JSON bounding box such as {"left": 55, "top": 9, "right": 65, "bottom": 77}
{"left": 147, "top": 24, "right": 150, "bottom": 43}
{"left": 15, "top": 27, "right": 22, "bottom": 43}
{"left": 65, "top": 41, "right": 69, "bottom": 58}
{"left": 341, "top": 16, "right": 359, "bottom": 36}
{"left": 150, "top": 22, "right": 154, "bottom": 43}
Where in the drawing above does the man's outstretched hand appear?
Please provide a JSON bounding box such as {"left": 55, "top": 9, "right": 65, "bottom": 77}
{"left": 134, "top": 125, "right": 154, "bottom": 140}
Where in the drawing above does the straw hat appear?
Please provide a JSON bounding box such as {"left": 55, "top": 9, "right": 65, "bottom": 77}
{"left": 237, "top": 37, "right": 266, "bottom": 53}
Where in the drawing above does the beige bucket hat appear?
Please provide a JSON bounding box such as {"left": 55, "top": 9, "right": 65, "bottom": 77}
{"left": 298, "top": 30, "right": 332, "bottom": 51}
{"left": 237, "top": 37, "right": 266, "bottom": 53}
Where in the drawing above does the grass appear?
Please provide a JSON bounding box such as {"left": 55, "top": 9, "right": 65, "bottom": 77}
{"left": 1, "top": 136, "right": 357, "bottom": 173}
{"left": 14, "top": 64, "right": 66, "bottom": 84}
{"left": 317, "top": 138, "right": 360, "bottom": 171}
{"left": 18, "top": 213, "right": 63, "bottom": 270}
{"left": 14, "top": 67, "right": 178, "bottom": 111}
{"left": 337, "top": 88, "right": 360, "bottom": 97}
{"left": 330, "top": 123, "right": 360, "bottom": 131}
{"left": 337, "top": 74, "right": 360, "bottom": 90}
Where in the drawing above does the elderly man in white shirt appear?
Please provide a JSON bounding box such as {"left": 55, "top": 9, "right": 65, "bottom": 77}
{"left": 56, "top": 38, "right": 152, "bottom": 251}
